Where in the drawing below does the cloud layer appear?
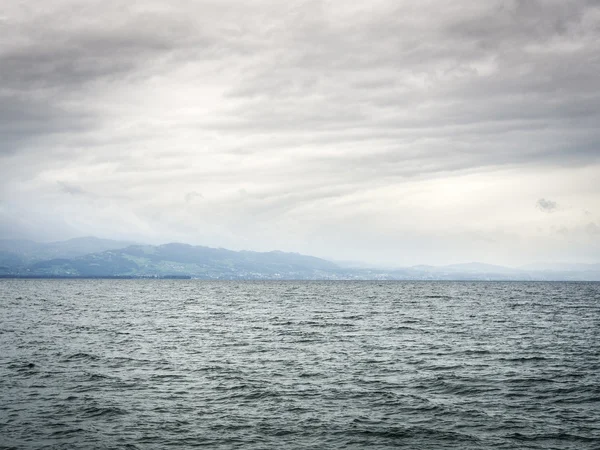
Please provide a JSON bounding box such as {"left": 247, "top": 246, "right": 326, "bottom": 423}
{"left": 1, "top": 0, "right": 599, "bottom": 265}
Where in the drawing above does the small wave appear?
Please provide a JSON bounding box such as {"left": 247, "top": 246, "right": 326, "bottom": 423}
{"left": 49, "top": 427, "right": 86, "bottom": 437}
{"left": 221, "top": 389, "right": 279, "bottom": 400}
{"left": 63, "top": 352, "right": 100, "bottom": 361}
{"left": 149, "top": 373, "right": 186, "bottom": 380}
{"left": 503, "top": 376, "right": 557, "bottom": 384}
{"left": 383, "top": 325, "right": 418, "bottom": 331}
{"left": 7, "top": 361, "right": 38, "bottom": 375}
{"left": 421, "top": 363, "right": 464, "bottom": 371}
{"left": 81, "top": 406, "right": 128, "bottom": 418}
{"left": 499, "top": 356, "right": 548, "bottom": 362}
{"left": 347, "top": 424, "right": 480, "bottom": 442}
{"left": 424, "top": 378, "right": 502, "bottom": 396}
{"left": 299, "top": 372, "right": 322, "bottom": 378}
{"left": 8, "top": 361, "right": 36, "bottom": 370}
{"left": 509, "top": 432, "right": 597, "bottom": 442}
{"left": 84, "top": 372, "right": 117, "bottom": 381}
{"left": 462, "top": 349, "right": 492, "bottom": 355}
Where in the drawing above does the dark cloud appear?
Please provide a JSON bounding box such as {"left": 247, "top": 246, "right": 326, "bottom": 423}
{"left": 0, "top": 1, "right": 234, "bottom": 156}
{"left": 3, "top": 0, "right": 600, "bottom": 168}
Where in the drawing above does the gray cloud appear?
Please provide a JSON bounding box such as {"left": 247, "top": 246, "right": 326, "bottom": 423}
{"left": 184, "top": 191, "right": 204, "bottom": 203}
{"left": 537, "top": 198, "right": 559, "bottom": 213}
{"left": 57, "top": 181, "right": 90, "bottom": 197}
{"left": 586, "top": 222, "right": 600, "bottom": 236}
{"left": 1, "top": 0, "right": 600, "bottom": 265}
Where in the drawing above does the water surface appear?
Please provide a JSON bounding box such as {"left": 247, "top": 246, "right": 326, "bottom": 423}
{"left": 1, "top": 280, "right": 599, "bottom": 449}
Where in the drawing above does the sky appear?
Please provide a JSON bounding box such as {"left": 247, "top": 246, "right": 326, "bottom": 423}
{"left": 1, "top": 0, "right": 599, "bottom": 266}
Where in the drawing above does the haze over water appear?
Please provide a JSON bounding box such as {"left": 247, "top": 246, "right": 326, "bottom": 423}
{"left": 1, "top": 280, "right": 599, "bottom": 449}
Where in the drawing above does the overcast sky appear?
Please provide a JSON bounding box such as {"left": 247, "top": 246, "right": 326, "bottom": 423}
{"left": 1, "top": 0, "right": 599, "bottom": 266}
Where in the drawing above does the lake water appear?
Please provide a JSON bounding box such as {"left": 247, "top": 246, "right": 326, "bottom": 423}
{"left": 1, "top": 280, "right": 599, "bottom": 449}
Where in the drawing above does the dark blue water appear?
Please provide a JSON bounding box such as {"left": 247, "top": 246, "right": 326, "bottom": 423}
{"left": 1, "top": 280, "right": 599, "bottom": 449}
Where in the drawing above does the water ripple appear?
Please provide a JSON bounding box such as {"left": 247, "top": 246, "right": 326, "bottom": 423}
{"left": 1, "top": 279, "right": 599, "bottom": 449}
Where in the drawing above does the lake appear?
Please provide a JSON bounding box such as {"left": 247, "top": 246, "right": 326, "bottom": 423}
{"left": 1, "top": 280, "right": 599, "bottom": 449}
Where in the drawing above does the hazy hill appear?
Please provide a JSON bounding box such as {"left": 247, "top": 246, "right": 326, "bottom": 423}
{"left": 0, "top": 237, "right": 136, "bottom": 274}
{"left": 17, "top": 243, "right": 340, "bottom": 279}
{"left": 1, "top": 237, "right": 599, "bottom": 280}
{"left": 519, "top": 262, "right": 600, "bottom": 272}
{"left": 409, "top": 262, "right": 522, "bottom": 275}
{"left": 0, "top": 237, "right": 136, "bottom": 263}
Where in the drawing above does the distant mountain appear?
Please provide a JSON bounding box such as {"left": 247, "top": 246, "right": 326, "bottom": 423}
{"left": 0, "top": 237, "right": 136, "bottom": 273}
{"left": 519, "top": 262, "right": 600, "bottom": 272}
{"left": 9, "top": 242, "right": 340, "bottom": 279}
{"left": 1, "top": 237, "right": 599, "bottom": 280}
{"left": 394, "top": 263, "right": 600, "bottom": 281}
{"left": 411, "top": 262, "right": 522, "bottom": 275}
